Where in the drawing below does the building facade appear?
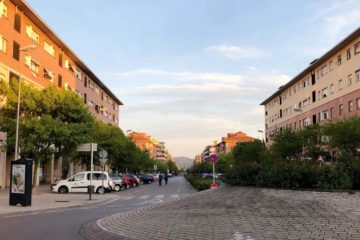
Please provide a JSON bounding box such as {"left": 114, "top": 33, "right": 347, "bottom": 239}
{"left": 216, "top": 132, "right": 256, "bottom": 155}
{"left": 128, "top": 132, "right": 173, "bottom": 162}
{"left": 0, "top": 0, "right": 122, "bottom": 188}
{"left": 261, "top": 27, "right": 360, "bottom": 145}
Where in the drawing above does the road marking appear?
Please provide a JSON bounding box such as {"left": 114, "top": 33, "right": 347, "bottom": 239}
{"left": 139, "top": 195, "right": 150, "bottom": 199}
{"left": 231, "top": 232, "right": 255, "bottom": 240}
{"left": 155, "top": 195, "right": 164, "bottom": 199}
{"left": 131, "top": 198, "right": 163, "bottom": 206}
{"left": 106, "top": 204, "right": 124, "bottom": 208}
{"left": 171, "top": 194, "right": 179, "bottom": 198}
{"left": 123, "top": 196, "right": 134, "bottom": 200}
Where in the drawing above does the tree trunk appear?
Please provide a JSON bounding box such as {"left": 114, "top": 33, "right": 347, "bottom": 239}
{"left": 32, "top": 160, "right": 39, "bottom": 191}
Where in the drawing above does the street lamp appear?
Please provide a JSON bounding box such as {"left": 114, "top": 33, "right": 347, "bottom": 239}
{"left": 14, "top": 44, "right": 37, "bottom": 160}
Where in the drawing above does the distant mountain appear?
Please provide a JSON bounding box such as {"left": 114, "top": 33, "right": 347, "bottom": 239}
{"left": 174, "top": 156, "right": 193, "bottom": 170}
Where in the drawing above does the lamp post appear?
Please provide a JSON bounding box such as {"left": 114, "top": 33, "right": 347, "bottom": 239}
{"left": 14, "top": 45, "right": 36, "bottom": 160}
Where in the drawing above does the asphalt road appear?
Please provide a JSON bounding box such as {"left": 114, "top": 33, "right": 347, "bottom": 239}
{"left": 0, "top": 176, "right": 195, "bottom": 240}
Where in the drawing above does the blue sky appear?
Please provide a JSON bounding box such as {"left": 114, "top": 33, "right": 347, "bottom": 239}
{"left": 27, "top": 0, "right": 360, "bottom": 158}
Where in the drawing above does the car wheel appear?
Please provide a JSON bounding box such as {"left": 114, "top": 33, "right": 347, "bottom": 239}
{"left": 114, "top": 185, "right": 121, "bottom": 192}
{"left": 120, "top": 185, "right": 125, "bottom": 191}
{"left": 132, "top": 183, "right": 136, "bottom": 187}
{"left": 96, "top": 186, "right": 105, "bottom": 194}
{"left": 58, "top": 186, "right": 68, "bottom": 194}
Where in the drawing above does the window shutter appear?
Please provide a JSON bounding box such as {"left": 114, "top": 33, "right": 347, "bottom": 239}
{"left": 14, "top": 14, "right": 21, "bottom": 32}
{"left": 26, "top": 25, "right": 32, "bottom": 37}
{"left": 25, "top": 55, "right": 31, "bottom": 66}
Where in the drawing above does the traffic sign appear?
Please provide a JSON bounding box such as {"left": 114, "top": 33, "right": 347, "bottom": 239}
{"left": 209, "top": 154, "right": 217, "bottom": 163}
{"left": 99, "top": 150, "right": 108, "bottom": 159}
{"left": 99, "top": 158, "right": 107, "bottom": 166}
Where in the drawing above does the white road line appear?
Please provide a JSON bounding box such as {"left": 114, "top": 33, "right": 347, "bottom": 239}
{"left": 106, "top": 204, "right": 124, "bottom": 208}
{"left": 123, "top": 196, "right": 134, "bottom": 200}
{"left": 155, "top": 195, "right": 164, "bottom": 199}
{"left": 139, "top": 195, "right": 150, "bottom": 199}
{"left": 171, "top": 194, "right": 179, "bottom": 198}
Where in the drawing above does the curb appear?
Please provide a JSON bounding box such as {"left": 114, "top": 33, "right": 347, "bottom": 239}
{"left": 0, "top": 195, "right": 119, "bottom": 218}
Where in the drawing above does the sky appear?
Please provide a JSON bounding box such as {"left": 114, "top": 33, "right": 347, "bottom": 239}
{"left": 27, "top": 0, "right": 360, "bottom": 158}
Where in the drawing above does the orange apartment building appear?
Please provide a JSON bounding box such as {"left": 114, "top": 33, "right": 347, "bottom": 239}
{"left": 128, "top": 132, "right": 173, "bottom": 162}
{"left": 0, "top": 0, "right": 122, "bottom": 188}
{"left": 261, "top": 27, "right": 360, "bottom": 145}
{"left": 200, "top": 131, "right": 255, "bottom": 162}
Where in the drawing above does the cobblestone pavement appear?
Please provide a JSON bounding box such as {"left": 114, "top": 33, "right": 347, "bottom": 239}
{"left": 81, "top": 187, "right": 360, "bottom": 240}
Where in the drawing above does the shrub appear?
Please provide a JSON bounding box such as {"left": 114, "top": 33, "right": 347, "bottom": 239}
{"left": 225, "top": 162, "right": 260, "bottom": 186}
{"left": 184, "top": 175, "right": 221, "bottom": 191}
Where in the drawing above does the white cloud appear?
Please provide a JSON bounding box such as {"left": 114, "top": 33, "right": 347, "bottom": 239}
{"left": 205, "top": 44, "right": 267, "bottom": 59}
{"left": 324, "top": 10, "right": 360, "bottom": 36}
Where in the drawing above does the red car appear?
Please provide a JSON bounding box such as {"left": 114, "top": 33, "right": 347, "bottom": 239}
{"left": 121, "top": 174, "right": 139, "bottom": 188}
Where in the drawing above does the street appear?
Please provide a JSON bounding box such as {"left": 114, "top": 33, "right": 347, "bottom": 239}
{"left": 0, "top": 176, "right": 195, "bottom": 240}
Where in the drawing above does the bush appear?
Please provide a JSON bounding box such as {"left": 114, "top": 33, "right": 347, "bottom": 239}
{"left": 184, "top": 175, "right": 222, "bottom": 191}
{"left": 225, "top": 163, "right": 260, "bottom": 186}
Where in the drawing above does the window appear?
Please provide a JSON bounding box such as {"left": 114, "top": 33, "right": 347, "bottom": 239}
{"left": 26, "top": 25, "right": 40, "bottom": 44}
{"left": 43, "top": 68, "right": 54, "bottom": 81}
{"left": 349, "top": 101, "right": 353, "bottom": 112}
{"left": 64, "top": 60, "right": 74, "bottom": 72}
{"left": 58, "top": 74, "right": 62, "bottom": 88}
{"left": 330, "top": 108, "right": 335, "bottom": 118}
{"left": 339, "top": 104, "right": 344, "bottom": 115}
{"left": 95, "top": 87, "right": 100, "bottom": 95}
{"left": 14, "top": 14, "right": 21, "bottom": 33}
{"left": 339, "top": 79, "right": 343, "bottom": 91}
{"left": 83, "top": 93, "right": 87, "bottom": 104}
{"left": 356, "top": 69, "right": 360, "bottom": 82}
{"left": 329, "top": 60, "right": 333, "bottom": 71}
{"left": 73, "top": 173, "right": 84, "bottom": 181}
{"left": 337, "top": 55, "right": 342, "bottom": 65}
{"left": 357, "top": 98, "right": 360, "bottom": 110}
{"left": 25, "top": 56, "right": 39, "bottom": 74}
{"left": 44, "top": 41, "right": 55, "bottom": 57}
{"left": 0, "top": 73, "right": 5, "bottom": 82}
{"left": 322, "top": 87, "right": 329, "bottom": 98}
{"left": 330, "top": 84, "right": 335, "bottom": 94}
{"left": 347, "top": 48, "right": 351, "bottom": 60}
{"left": 320, "top": 111, "right": 329, "bottom": 121}
{"left": 59, "top": 53, "right": 62, "bottom": 67}
{"left": 355, "top": 42, "right": 360, "bottom": 55}
{"left": 348, "top": 74, "right": 352, "bottom": 86}
{"left": 0, "top": 1, "right": 8, "bottom": 17}
{"left": 84, "top": 76, "right": 87, "bottom": 87}
{"left": 0, "top": 35, "right": 6, "bottom": 53}
{"left": 75, "top": 69, "right": 82, "bottom": 80}
{"left": 320, "top": 65, "right": 327, "bottom": 76}
{"left": 312, "top": 91, "right": 316, "bottom": 102}
{"left": 13, "top": 41, "right": 20, "bottom": 60}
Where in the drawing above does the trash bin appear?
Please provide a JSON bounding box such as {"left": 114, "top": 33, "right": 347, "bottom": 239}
{"left": 87, "top": 185, "right": 95, "bottom": 193}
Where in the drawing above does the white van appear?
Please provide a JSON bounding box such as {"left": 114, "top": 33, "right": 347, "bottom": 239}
{"left": 51, "top": 171, "right": 114, "bottom": 194}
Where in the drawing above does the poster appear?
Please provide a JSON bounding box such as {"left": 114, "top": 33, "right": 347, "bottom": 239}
{"left": 11, "top": 164, "right": 26, "bottom": 194}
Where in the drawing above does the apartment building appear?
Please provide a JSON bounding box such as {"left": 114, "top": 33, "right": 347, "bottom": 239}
{"left": 0, "top": 0, "right": 122, "bottom": 188}
{"left": 216, "top": 131, "right": 255, "bottom": 155}
{"left": 128, "top": 132, "right": 173, "bottom": 162}
{"left": 261, "top": 27, "right": 360, "bottom": 145}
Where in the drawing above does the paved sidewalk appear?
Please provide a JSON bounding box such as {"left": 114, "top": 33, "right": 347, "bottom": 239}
{"left": 82, "top": 187, "right": 360, "bottom": 240}
{"left": 0, "top": 185, "right": 118, "bottom": 217}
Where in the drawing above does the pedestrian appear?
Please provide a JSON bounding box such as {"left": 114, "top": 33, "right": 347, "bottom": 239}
{"left": 164, "top": 172, "right": 168, "bottom": 185}
{"left": 158, "top": 173, "right": 163, "bottom": 186}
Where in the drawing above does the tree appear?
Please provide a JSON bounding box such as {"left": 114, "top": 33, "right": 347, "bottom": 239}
{"left": 166, "top": 160, "right": 179, "bottom": 174}
{"left": 323, "top": 117, "right": 360, "bottom": 156}
{"left": 0, "top": 82, "right": 94, "bottom": 188}
{"left": 216, "top": 152, "right": 235, "bottom": 173}
{"left": 233, "top": 140, "right": 264, "bottom": 164}
{"left": 271, "top": 129, "right": 302, "bottom": 160}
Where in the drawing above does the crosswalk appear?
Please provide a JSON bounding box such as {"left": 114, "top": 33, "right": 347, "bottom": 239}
{"left": 115, "top": 193, "right": 187, "bottom": 201}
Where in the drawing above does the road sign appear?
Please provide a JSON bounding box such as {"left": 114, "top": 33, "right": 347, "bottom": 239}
{"left": 209, "top": 154, "right": 217, "bottom": 163}
{"left": 77, "top": 143, "right": 97, "bottom": 152}
{"left": 99, "top": 158, "right": 107, "bottom": 166}
{"left": 99, "top": 150, "right": 108, "bottom": 159}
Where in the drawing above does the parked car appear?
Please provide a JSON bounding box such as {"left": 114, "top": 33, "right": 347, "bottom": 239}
{"left": 109, "top": 174, "right": 126, "bottom": 192}
{"left": 127, "top": 174, "right": 140, "bottom": 187}
{"left": 136, "top": 174, "right": 153, "bottom": 184}
{"left": 51, "top": 171, "right": 113, "bottom": 194}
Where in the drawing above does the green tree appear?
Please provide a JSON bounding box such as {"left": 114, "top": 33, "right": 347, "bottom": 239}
{"left": 323, "top": 117, "right": 360, "bottom": 156}
{"left": 216, "top": 152, "right": 234, "bottom": 173}
{"left": 0, "top": 82, "right": 94, "bottom": 188}
{"left": 233, "top": 140, "right": 264, "bottom": 164}
{"left": 271, "top": 129, "right": 302, "bottom": 160}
